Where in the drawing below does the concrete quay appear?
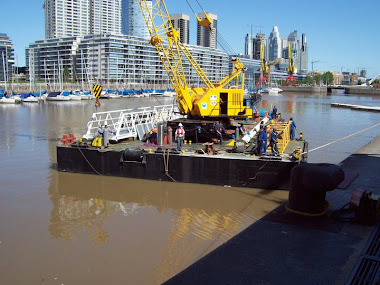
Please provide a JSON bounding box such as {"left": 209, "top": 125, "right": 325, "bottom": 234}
{"left": 282, "top": 85, "right": 327, "bottom": 93}
{"left": 345, "top": 86, "right": 380, "bottom": 95}
{"left": 165, "top": 136, "right": 380, "bottom": 284}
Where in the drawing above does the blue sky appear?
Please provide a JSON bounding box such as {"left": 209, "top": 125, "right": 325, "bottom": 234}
{"left": 1, "top": 0, "right": 379, "bottom": 77}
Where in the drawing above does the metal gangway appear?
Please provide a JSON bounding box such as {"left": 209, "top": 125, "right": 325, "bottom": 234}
{"left": 83, "top": 104, "right": 182, "bottom": 142}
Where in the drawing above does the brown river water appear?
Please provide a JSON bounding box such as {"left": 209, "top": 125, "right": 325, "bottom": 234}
{"left": 0, "top": 93, "right": 379, "bottom": 284}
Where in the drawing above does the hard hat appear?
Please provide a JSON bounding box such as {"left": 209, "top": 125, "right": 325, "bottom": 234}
{"left": 178, "top": 123, "right": 183, "bottom": 127}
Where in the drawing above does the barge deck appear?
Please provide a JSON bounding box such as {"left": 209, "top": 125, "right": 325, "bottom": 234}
{"left": 57, "top": 135, "right": 307, "bottom": 190}
{"left": 57, "top": 105, "right": 307, "bottom": 190}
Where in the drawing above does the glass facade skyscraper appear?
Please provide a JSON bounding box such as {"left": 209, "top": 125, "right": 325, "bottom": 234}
{"left": 122, "top": 0, "right": 152, "bottom": 39}
{"left": 268, "top": 26, "right": 281, "bottom": 61}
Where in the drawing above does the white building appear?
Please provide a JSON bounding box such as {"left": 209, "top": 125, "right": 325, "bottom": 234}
{"left": 197, "top": 12, "right": 217, "bottom": 49}
{"left": 244, "top": 33, "right": 253, "bottom": 59}
{"left": 27, "top": 34, "right": 229, "bottom": 88}
{"left": 0, "top": 33, "right": 14, "bottom": 82}
{"left": 122, "top": 0, "right": 152, "bottom": 39}
{"left": 170, "top": 14, "right": 190, "bottom": 44}
{"left": 267, "top": 26, "right": 281, "bottom": 61}
{"left": 91, "top": 0, "right": 122, "bottom": 35}
{"left": 44, "top": 0, "right": 121, "bottom": 39}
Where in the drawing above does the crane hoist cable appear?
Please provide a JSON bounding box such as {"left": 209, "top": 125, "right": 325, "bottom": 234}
{"left": 184, "top": 0, "right": 196, "bottom": 15}
{"left": 216, "top": 32, "right": 236, "bottom": 55}
{"left": 185, "top": 0, "right": 236, "bottom": 56}
{"left": 195, "top": 0, "right": 205, "bottom": 10}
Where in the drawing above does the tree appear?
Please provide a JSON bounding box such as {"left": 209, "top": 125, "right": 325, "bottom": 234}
{"left": 63, "top": 67, "right": 70, "bottom": 82}
{"left": 314, "top": 74, "right": 322, "bottom": 85}
{"left": 322, "top": 71, "right": 334, "bottom": 85}
{"left": 304, "top": 75, "right": 313, "bottom": 85}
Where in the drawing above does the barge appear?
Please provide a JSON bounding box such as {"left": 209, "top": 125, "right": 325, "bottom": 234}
{"left": 56, "top": 105, "right": 308, "bottom": 190}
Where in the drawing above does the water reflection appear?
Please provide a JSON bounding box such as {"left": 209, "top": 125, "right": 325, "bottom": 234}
{"left": 51, "top": 172, "right": 287, "bottom": 283}
{"left": 1, "top": 93, "right": 379, "bottom": 284}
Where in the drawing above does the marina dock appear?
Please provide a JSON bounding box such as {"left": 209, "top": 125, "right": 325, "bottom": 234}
{"left": 331, "top": 102, "right": 380, "bottom": 112}
{"left": 165, "top": 135, "right": 380, "bottom": 284}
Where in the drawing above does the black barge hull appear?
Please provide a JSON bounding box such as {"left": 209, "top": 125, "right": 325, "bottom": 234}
{"left": 57, "top": 146, "right": 300, "bottom": 190}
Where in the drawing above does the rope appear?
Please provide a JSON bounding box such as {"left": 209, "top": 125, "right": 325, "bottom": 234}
{"left": 242, "top": 161, "right": 268, "bottom": 187}
{"left": 303, "top": 121, "right": 380, "bottom": 155}
{"left": 285, "top": 200, "right": 330, "bottom": 217}
{"left": 161, "top": 149, "right": 176, "bottom": 182}
{"left": 76, "top": 146, "right": 102, "bottom": 175}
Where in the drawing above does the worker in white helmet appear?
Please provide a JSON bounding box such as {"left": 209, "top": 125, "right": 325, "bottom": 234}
{"left": 175, "top": 123, "right": 185, "bottom": 151}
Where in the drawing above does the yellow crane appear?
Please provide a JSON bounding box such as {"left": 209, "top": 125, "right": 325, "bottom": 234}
{"left": 284, "top": 42, "right": 297, "bottom": 86}
{"left": 137, "top": 0, "right": 252, "bottom": 119}
{"left": 256, "top": 43, "right": 282, "bottom": 86}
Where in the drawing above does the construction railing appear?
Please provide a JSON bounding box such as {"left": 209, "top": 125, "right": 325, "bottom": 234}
{"left": 266, "top": 121, "right": 291, "bottom": 153}
{"left": 83, "top": 105, "right": 182, "bottom": 142}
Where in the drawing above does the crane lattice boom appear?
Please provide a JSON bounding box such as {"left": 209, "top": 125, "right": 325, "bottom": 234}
{"left": 137, "top": 0, "right": 252, "bottom": 119}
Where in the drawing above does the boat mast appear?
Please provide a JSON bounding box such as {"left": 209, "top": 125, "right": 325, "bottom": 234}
{"left": 2, "top": 51, "right": 7, "bottom": 93}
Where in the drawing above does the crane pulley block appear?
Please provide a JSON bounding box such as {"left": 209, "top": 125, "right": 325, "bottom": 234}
{"left": 196, "top": 12, "right": 212, "bottom": 30}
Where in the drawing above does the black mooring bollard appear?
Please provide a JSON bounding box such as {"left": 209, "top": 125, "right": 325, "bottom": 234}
{"left": 288, "top": 163, "right": 345, "bottom": 215}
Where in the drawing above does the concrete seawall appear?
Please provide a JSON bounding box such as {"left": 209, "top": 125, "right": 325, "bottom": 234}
{"left": 165, "top": 135, "right": 380, "bottom": 284}
{"left": 281, "top": 85, "right": 327, "bottom": 93}
{"left": 345, "top": 86, "right": 380, "bottom": 95}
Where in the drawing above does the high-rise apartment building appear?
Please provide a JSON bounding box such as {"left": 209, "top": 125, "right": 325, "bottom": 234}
{"left": 90, "top": 0, "right": 122, "bottom": 35}
{"left": 197, "top": 12, "right": 217, "bottom": 49}
{"left": 299, "top": 33, "right": 308, "bottom": 73}
{"left": 267, "top": 26, "right": 281, "bottom": 61}
{"left": 170, "top": 14, "right": 190, "bottom": 44}
{"left": 245, "top": 26, "right": 308, "bottom": 74}
{"left": 252, "top": 33, "right": 266, "bottom": 60}
{"left": 244, "top": 33, "right": 253, "bottom": 59}
{"left": 44, "top": 0, "right": 121, "bottom": 39}
{"left": 122, "top": 0, "right": 151, "bottom": 38}
{"left": 288, "top": 30, "right": 302, "bottom": 72}
{"left": 0, "top": 33, "right": 14, "bottom": 82}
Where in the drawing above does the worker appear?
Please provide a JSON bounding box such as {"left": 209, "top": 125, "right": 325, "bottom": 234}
{"left": 239, "top": 123, "right": 247, "bottom": 136}
{"left": 215, "top": 122, "right": 225, "bottom": 145}
{"left": 259, "top": 125, "right": 267, "bottom": 155}
{"left": 270, "top": 128, "right": 280, "bottom": 156}
{"left": 260, "top": 120, "right": 265, "bottom": 130}
{"left": 272, "top": 106, "right": 278, "bottom": 119}
{"left": 96, "top": 124, "right": 104, "bottom": 137}
{"left": 175, "top": 123, "right": 185, "bottom": 151}
{"left": 103, "top": 124, "right": 116, "bottom": 147}
{"left": 290, "top": 117, "right": 297, "bottom": 140}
